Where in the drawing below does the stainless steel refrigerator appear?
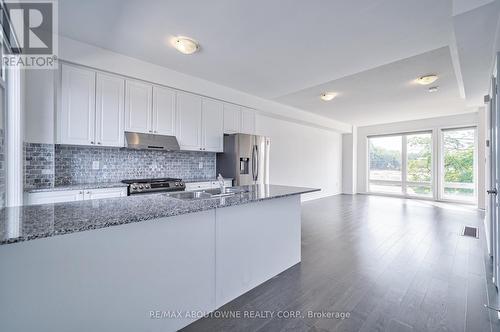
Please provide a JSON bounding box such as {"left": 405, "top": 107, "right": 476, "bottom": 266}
{"left": 216, "top": 134, "right": 270, "bottom": 186}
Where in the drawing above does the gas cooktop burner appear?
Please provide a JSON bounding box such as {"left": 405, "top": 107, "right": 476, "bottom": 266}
{"left": 121, "top": 178, "right": 185, "bottom": 195}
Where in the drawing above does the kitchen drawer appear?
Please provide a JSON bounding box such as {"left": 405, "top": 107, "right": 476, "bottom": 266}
{"left": 83, "top": 187, "right": 127, "bottom": 200}
{"left": 25, "top": 190, "right": 84, "bottom": 205}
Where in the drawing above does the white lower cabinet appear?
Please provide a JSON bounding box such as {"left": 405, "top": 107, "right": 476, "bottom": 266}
{"left": 25, "top": 190, "right": 84, "bottom": 205}
{"left": 25, "top": 187, "right": 127, "bottom": 205}
{"left": 83, "top": 188, "right": 128, "bottom": 200}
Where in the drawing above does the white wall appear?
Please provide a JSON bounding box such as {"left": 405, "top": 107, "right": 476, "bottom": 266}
{"left": 256, "top": 114, "right": 342, "bottom": 201}
{"left": 341, "top": 127, "right": 357, "bottom": 194}
{"left": 24, "top": 70, "right": 54, "bottom": 144}
{"left": 355, "top": 112, "right": 485, "bottom": 207}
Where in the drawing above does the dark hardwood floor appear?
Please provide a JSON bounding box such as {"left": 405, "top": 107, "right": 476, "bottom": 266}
{"left": 182, "top": 194, "right": 500, "bottom": 332}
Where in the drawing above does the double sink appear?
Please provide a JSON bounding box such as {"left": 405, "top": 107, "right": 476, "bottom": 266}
{"left": 166, "top": 187, "right": 249, "bottom": 201}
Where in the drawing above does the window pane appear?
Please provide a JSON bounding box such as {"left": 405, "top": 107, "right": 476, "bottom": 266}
{"left": 442, "top": 128, "right": 475, "bottom": 202}
{"left": 406, "top": 133, "right": 432, "bottom": 197}
{"left": 369, "top": 136, "right": 402, "bottom": 194}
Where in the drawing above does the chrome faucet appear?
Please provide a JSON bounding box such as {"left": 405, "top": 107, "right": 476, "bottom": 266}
{"left": 217, "top": 173, "right": 225, "bottom": 192}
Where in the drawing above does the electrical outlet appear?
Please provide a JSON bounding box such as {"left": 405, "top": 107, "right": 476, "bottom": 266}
{"left": 198, "top": 162, "right": 203, "bottom": 169}
{"left": 92, "top": 161, "right": 100, "bottom": 170}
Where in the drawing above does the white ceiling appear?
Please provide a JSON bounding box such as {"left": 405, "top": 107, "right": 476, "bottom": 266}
{"left": 276, "top": 47, "right": 470, "bottom": 126}
{"left": 59, "top": 0, "right": 500, "bottom": 126}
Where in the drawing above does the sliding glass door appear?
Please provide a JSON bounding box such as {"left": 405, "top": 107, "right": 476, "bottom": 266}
{"left": 368, "top": 128, "right": 477, "bottom": 204}
{"left": 440, "top": 127, "right": 476, "bottom": 203}
{"left": 368, "top": 132, "right": 432, "bottom": 197}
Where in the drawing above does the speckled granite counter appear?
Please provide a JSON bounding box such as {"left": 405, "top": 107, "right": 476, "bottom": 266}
{"left": 1, "top": 185, "right": 318, "bottom": 245}
{"left": 25, "top": 182, "right": 128, "bottom": 193}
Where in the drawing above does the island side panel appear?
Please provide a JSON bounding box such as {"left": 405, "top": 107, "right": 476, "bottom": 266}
{"left": 0, "top": 210, "right": 216, "bottom": 332}
{"left": 215, "top": 195, "right": 301, "bottom": 308}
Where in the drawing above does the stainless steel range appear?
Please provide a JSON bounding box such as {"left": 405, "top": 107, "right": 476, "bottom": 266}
{"left": 121, "top": 178, "right": 185, "bottom": 195}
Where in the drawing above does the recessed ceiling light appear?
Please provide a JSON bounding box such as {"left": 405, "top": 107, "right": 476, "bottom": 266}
{"left": 416, "top": 74, "right": 438, "bottom": 85}
{"left": 173, "top": 36, "right": 199, "bottom": 55}
{"left": 320, "top": 92, "right": 337, "bottom": 101}
{"left": 428, "top": 86, "right": 439, "bottom": 93}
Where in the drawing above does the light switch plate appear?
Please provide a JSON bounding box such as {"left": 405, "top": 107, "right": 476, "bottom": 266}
{"left": 92, "top": 161, "right": 100, "bottom": 170}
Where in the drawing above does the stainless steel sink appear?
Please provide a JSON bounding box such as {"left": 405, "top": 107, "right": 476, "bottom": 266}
{"left": 166, "top": 187, "right": 249, "bottom": 200}
{"left": 204, "top": 187, "right": 249, "bottom": 195}
{"left": 166, "top": 191, "right": 212, "bottom": 200}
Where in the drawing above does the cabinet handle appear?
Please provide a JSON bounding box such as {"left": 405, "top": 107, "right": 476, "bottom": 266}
{"left": 79, "top": 191, "right": 83, "bottom": 194}
{"left": 90, "top": 141, "right": 94, "bottom": 144}
{"left": 149, "top": 130, "right": 153, "bottom": 133}
{"left": 97, "top": 142, "right": 101, "bottom": 145}
{"left": 86, "top": 191, "right": 90, "bottom": 194}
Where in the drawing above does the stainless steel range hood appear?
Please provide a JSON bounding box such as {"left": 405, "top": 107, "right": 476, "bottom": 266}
{"left": 124, "top": 131, "right": 180, "bottom": 151}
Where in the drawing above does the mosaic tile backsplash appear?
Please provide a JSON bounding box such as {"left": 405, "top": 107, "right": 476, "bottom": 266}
{"left": 24, "top": 143, "right": 216, "bottom": 189}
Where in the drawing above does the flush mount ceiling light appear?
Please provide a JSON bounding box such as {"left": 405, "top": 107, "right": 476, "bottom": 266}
{"left": 428, "top": 86, "right": 439, "bottom": 93}
{"left": 416, "top": 74, "right": 438, "bottom": 85}
{"left": 173, "top": 36, "right": 199, "bottom": 55}
{"left": 320, "top": 92, "right": 337, "bottom": 101}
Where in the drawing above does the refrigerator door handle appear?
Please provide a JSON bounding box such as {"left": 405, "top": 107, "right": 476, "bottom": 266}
{"left": 251, "top": 145, "right": 256, "bottom": 181}
{"left": 254, "top": 145, "right": 259, "bottom": 181}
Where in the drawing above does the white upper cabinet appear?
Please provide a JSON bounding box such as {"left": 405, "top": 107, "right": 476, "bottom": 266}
{"left": 176, "top": 91, "right": 202, "bottom": 151}
{"left": 95, "top": 73, "right": 125, "bottom": 147}
{"left": 153, "top": 86, "right": 176, "bottom": 135}
{"left": 60, "top": 64, "right": 125, "bottom": 147}
{"left": 223, "top": 103, "right": 241, "bottom": 134}
{"left": 202, "top": 98, "right": 224, "bottom": 152}
{"left": 58, "top": 63, "right": 249, "bottom": 151}
{"left": 60, "top": 64, "right": 96, "bottom": 145}
{"left": 240, "top": 107, "right": 256, "bottom": 135}
{"left": 125, "top": 80, "right": 153, "bottom": 133}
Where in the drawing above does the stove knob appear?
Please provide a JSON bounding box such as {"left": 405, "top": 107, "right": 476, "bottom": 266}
{"left": 145, "top": 184, "right": 150, "bottom": 189}
{"left": 175, "top": 182, "right": 179, "bottom": 186}
{"left": 132, "top": 186, "right": 137, "bottom": 190}
{"left": 139, "top": 185, "right": 144, "bottom": 190}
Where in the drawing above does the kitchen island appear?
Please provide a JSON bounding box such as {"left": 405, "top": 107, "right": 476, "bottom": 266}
{"left": 0, "top": 185, "right": 318, "bottom": 332}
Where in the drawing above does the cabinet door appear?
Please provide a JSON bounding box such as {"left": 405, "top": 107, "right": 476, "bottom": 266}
{"left": 153, "top": 86, "right": 176, "bottom": 135}
{"left": 223, "top": 104, "right": 241, "bottom": 134}
{"left": 60, "top": 64, "right": 96, "bottom": 145}
{"left": 125, "top": 80, "right": 152, "bottom": 133}
{"left": 240, "top": 107, "right": 256, "bottom": 135}
{"left": 26, "top": 190, "right": 84, "bottom": 205}
{"left": 95, "top": 73, "right": 125, "bottom": 147}
{"left": 176, "top": 92, "right": 202, "bottom": 151}
{"left": 202, "top": 98, "right": 224, "bottom": 152}
{"left": 84, "top": 187, "right": 127, "bottom": 200}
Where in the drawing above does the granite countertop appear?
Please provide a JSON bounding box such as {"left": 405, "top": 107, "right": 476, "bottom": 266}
{"left": 0, "top": 185, "right": 319, "bottom": 246}
{"left": 25, "top": 182, "right": 128, "bottom": 193}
